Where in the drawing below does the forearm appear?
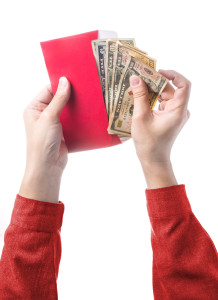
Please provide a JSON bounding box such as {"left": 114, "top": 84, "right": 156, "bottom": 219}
{"left": 140, "top": 159, "right": 177, "bottom": 189}
{"left": 0, "top": 194, "right": 64, "bottom": 299}
{"left": 146, "top": 185, "right": 218, "bottom": 299}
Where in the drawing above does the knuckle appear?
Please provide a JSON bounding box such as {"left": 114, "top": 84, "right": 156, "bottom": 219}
{"left": 36, "top": 102, "right": 47, "bottom": 111}
{"left": 133, "top": 88, "right": 147, "bottom": 99}
{"left": 132, "top": 112, "right": 147, "bottom": 123}
{"left": 42, "top": 109, "right": 57, "bottom": 122}
{"left": 186, "top": 79, "right": 192, "bottom": 89}
{"left": 169, "top": 69, "right": 176, "bottom": 75}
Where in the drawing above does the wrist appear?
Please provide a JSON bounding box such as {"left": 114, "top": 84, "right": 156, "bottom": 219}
{"left": 140, "top": 159, "right": 178, "bottom": 189}
{"left": 140, "top": 158, "right": 172, "bottom": 170}
{"left": 19, "top": 167, "right": 62, "bottom": 203}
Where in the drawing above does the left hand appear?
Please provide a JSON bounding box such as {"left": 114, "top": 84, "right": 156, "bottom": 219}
{"left": 19, "top": 77, "right": 71, "bottom": 203}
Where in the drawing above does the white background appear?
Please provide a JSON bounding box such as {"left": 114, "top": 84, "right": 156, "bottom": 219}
{"left": 0, "top": 1, "right": 217, "bottom": 299}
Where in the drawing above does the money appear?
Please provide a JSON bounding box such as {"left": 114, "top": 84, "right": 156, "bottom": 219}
{"left": 91, "top": 39, "right": 135, "bottom": 111}
{"left": 108, "top": 56, "right": 168, "bottom": 136}
{"left": 91, "top": 39, "right": 108, "bottom": 104}
{"left": 110, "top": 42, "right": 130, "bottom": 115}
{"left": 110, "top": 42, "right": 157, "bottom": 115}
{"left": 105, "top": 39, "right": 135, "bottom": 117}
{"left": 91, "top": 38, "right": 168, "bottom": 137}
{"left": 118, "top": 41, "right": 156, "bottom": 70}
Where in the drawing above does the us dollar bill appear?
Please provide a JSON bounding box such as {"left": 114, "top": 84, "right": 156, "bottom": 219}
{"left": 111, "top": 42, "right": 130, "bottom": 115}
{"left": 91, "top": 40, "right": 98, "bottom": 62}
{"left": 111, "top": 42, "right": 157, "bottom": 118}
{"left": 91, "top": 39, "right": 108, "bottom": 105}
{"left": 111, "top": 41, "right": 155, "bottom": 113}
{"left": 108, "top": 56, "right": 168, "bottom": 136}
{"left": 118, "top": 41, "right": 156, "bottom": 69}
{"left": 105, "top": 39, "right": 135, "bottom": 117}
{"left": 120, "top": 42, "right": 148, "bottom": 58}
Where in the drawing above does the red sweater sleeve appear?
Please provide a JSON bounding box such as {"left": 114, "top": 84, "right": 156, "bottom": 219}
{"left": 0, "top": 194, "right": 64, "bottom": 300}
{"left": 146, "top": 184, "right": 218, "bottom": 300}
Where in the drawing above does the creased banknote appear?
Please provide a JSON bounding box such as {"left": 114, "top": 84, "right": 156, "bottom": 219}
{"left": 110, "top": 41, "right": 156, "bottom": 115}
{"left": 118, "top": 41, "right": 156, "bottom": 70}
{"left": 108, "top": 56, "right": 168, "bottom": 136}
{"left": 105, "top": 39, "right": 135, "bottom": 117}
{"left": 91, "top": 39, "right": 108, "bottom": 104}
{"left": 111, "top": 42, "right": 130, "bottom": 115}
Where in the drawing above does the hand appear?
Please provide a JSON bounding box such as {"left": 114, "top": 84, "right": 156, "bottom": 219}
{"left": 19, "top": 77, "right": 71, "bottom": 202}
{"left": 130, "top": 70, "right": 191, "bottom": 188}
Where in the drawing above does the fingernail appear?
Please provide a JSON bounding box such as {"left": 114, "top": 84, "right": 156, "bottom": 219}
{"left": 59, "top": 77, "right": 68, "bottom": 88}
{"left": 130, "top": 75, "right": 140, "bottom": 87}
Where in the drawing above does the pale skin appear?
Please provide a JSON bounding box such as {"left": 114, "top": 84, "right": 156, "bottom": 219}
{"left": 130, "top": 69, "right": 191, "bottom": 189}
{"left": 19, "top": 70, "right": 191, "bottom": 203}
{"left": 19, "top": 77, "right": 71, "bottom": 203}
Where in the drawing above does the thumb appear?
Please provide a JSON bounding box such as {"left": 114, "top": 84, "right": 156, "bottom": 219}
{"left": 130, "top": 75, "right": 151, "bottom": 120}
{"left": 44, "top": 77, "right": 71, "bottom": 122}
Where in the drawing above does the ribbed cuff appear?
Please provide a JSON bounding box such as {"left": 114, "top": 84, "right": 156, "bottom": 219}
{"left": 10, "top": 194, "right": 65, "bottom": 232}
{"left": 145, "top": 184, "right": 192, "bottom": 218}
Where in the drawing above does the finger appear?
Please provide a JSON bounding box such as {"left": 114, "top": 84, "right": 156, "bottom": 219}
{"left": 129, "top": 75, "right": 152, "bottom": 120}
{"left": 24, "top": 85, "right": 54, "bottom": 121}
{"left": 44, "top": 77, "right": 71, "bottom": 122}
{"left": 158, "top": 70, "right": 191, "bottom": 106}
{"left": 32, "top": 84, "right": 53, "bottom": 105}
{"left": 158, "top": 82, "right": 175, "bottom": 101}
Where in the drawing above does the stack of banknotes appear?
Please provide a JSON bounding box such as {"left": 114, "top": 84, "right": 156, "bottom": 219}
{"left": 91, "top": 38, "right": 168, "bottom": 137}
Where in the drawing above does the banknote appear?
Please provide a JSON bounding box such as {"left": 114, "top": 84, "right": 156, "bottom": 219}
{"left": 110, "top": 41, "right": 156, "bottom": 115}
{"left": 105, "top": 39, "right": 135, "bottom": 117}
{"left": 120, "top": 42, "right": 148, "bottom": 56}
{"left": 91, "top": 39, "right": 108, "bottom": 104}
{"left": 108, "top": 56, "right": 168, "bottom": 136}
{"left": 110, "top": 42, "right": 130, "bottom": 115}
{"left": 118, "top": 41, "right": 156, "bottom": 70}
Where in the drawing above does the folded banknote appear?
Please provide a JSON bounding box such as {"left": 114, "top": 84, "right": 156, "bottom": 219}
{"left": 92, "top": 38, "right": 168, "bottom": 137}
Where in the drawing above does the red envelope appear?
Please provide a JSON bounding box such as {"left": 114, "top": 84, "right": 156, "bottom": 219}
{"left": 40, "top": 30, "right": 121, "bottom": 152}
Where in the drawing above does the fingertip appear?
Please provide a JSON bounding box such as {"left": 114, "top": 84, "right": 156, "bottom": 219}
{"left": 130, "top": 76, "right": 149, "bottom": 94}
{"left": 158, "top": 69, "right": 179, "bottom": 84}
{"left": 158, "top": 69, "right": 173, "bottom": 77}
{"left": 58, "top": 77, "right": 69, "bottom": 89}
{"left": 158, "top": 69, "right": 167, "bottom": 74}
{"left": 130, "top": 75, "right": 141, "bottom": 87}
{"left": 56, "top": 77, "right": 71, "bottom": 100}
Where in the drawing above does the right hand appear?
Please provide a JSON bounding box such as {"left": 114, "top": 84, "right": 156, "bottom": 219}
{"left": 130, "top": 70, "right": 191, "bottom": 165}
{"left": 19, "top": 77, "right": 71, "bottom": 203}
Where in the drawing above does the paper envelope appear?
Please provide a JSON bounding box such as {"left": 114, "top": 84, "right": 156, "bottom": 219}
{"left": 40, "top": 30, "right": 121, "bottom": 153}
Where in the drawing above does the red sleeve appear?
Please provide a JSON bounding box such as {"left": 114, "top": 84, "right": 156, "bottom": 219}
{"left": 0, "top": 194, "right": 64, "bottom": 300}
{"left": 146, "top": 184, "right": 218, "bottom": 300}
